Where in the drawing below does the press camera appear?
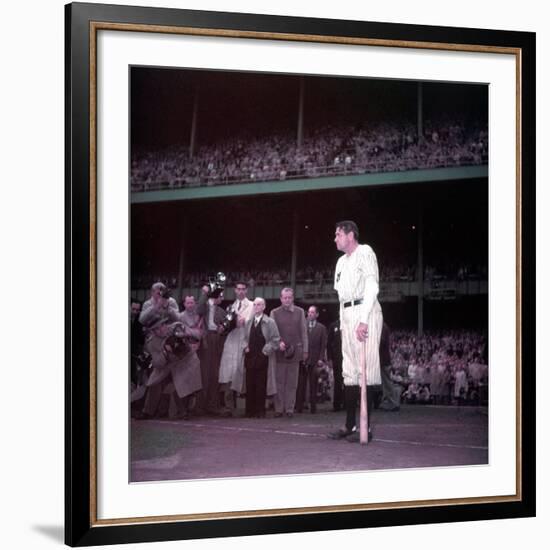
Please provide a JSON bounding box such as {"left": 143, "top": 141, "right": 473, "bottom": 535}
{"left": 206, "top": 271, "right": 226, "bottom": 299}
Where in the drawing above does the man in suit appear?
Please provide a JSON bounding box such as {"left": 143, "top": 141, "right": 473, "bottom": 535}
{"left": 197, "top": 285, "right": 226, "bottom": 415}
{"left": 270, "top": 288, "right": 308, "bottom": 417}
{"left": 241, "top": 298, "right": 280, "bottom": 418}
{"left": 296, "top": 305, "right": 327, "bottom": 414}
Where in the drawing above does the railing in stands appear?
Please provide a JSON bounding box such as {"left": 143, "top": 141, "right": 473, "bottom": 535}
{"left": 130, "top": 154, "right": 488, "bottom": 192}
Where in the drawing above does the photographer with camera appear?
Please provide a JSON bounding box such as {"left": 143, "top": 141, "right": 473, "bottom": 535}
{"left": 134, "top": 284, "right": 179, "bottom": 419}
{"left": 135, "top": 317, "right": 202, "bottom": 420}
{"left": 135, "top": 317, "right": 172, "bottom": 419}
{"left": 218, "top": 281, "right": 253, "bottom": 417}
{"left": 139, "top": 282, "right": 179, "bottom": 329}
{"left": 162, "top": 322, "right": 202, "bottom": 420}
{"left": 197, "top": 278, "right": 227, "bottom": 415}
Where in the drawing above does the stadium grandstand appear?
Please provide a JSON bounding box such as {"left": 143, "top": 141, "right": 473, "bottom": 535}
{"left": 131, "top": 70, "right": 487, "bottom": 193}
{"left": 130, "top": 67, "right": 488, "bottom": 337}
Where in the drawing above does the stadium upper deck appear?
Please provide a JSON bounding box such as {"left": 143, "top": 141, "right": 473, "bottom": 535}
{"left": 130, "top": 68, "right": 488, "bottom": 200}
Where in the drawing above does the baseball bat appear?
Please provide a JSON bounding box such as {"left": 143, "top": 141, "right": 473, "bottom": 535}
{"left": 359, "top": 340, "right": 368, "bottom": 445}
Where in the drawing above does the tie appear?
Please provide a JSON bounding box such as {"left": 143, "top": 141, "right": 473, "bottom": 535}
{"left": 238, "top": 301, "right": 242, "bottom": 311}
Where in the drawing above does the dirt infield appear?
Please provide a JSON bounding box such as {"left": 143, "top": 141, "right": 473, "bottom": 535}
{"left": 130, "top": 402, "right": 488, "bottom": 482}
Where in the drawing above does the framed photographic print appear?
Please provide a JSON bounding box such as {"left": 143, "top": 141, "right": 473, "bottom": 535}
{"left": 65, "top": 1, "right": 535, "bottom": 546}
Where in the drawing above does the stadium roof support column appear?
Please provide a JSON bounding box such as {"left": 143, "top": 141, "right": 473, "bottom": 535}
{"left": 189, "top": 84, "right": 199, "bottom": 160}
{"left": 290, "top": 209, "right": 299, "bottom": 290}
{"left": 297, "top": 76, "right": 305, "bottom": 148}
{"left": 417, "top": 81, "right": 424, "bottom": 142}
{"left": 176, "top": 217, "right": 189, "bottom": 301}
{"left": 417, "top": 201, "right": 424, "bottom": 337}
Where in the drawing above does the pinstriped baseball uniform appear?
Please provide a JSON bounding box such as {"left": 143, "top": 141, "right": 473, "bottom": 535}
{"left": 334, "top": 244, "right": 383, "bottom": 386}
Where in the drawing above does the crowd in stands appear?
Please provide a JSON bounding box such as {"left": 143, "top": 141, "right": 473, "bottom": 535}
{"left": 131, "top": 118, "right": 488, "bottom": 191}
{"left": 131, "top": 262, "right": 487, "bottom": 290}
{"left": 388, "top": 330, "right": 488, "bottom": 405}
{"left": 424, "top": 262, "right": 488, "bottom": 282}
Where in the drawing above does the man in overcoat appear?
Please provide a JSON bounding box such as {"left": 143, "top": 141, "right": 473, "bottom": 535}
{"left": 270, "top": 288, "right": 308, "bottom": 417}
{"left": 218, "top": 281, "right": 254, "bottom": 416}
{"left": 137, "top": 319, "right": 201, "bottom": 420}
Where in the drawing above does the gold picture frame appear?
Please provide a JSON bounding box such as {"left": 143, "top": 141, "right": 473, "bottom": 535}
{"left": 65, "top": 2, "right": 535, "bottom": 545}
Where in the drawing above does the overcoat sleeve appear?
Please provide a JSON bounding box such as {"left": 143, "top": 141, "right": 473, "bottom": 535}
{"left": 138, "top": 299, "right": 155, "bottom": 325}
{"left": 262, "top": 317, "right": 281, "bottom": 356}
{"left": 263, "top": 316, "right": 280, "bottom": 397}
